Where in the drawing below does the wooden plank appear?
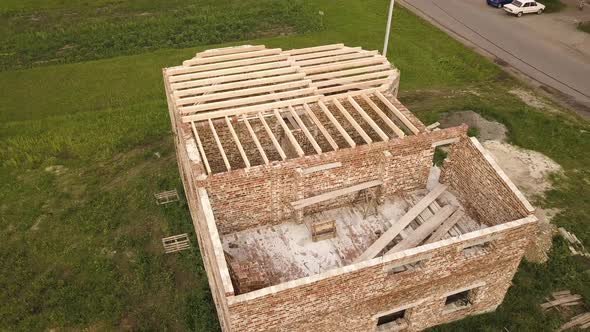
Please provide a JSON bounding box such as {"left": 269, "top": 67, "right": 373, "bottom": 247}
{"left": 355, "top": 184, "right": 448, "bottom": 262}
{"left": 295, "top": 50, "right": 379, "bottom": 67}
{"left": 387, "top": 205, "right": 458, "bottom": 254}
{"left": 374, "top": 91, "right": 420, "bottom": 135}
{"left": 291, "top": 180, "right": 383, "bottom": 209}
{"left": 190, "top": 122, "right": 211, "bottom": 174}
{"left": 557, "top": 312, "right": 590, "bottom": 331}
{"left": 184, "top": 48, "right": 282, "bottom": 66}
{"left": 318, "top": 101, "right": 356, "bottom": 148}
{"left": 317, "top": 77, "right": 390, "bottom": 95}
{"left": 284, "top": 43, "right": 344, "bottom": 56}
{"left": 552, "top": 290, "right": 572, "bottom": 298}
{"left": 180, "top": 87, "right": 317, "bottom": 114}
{"left": 303, "top": 103, "right": 339, "bottom": 151}
{"left": 274, "top": 109, "right": 304, "bottom": 157}
{"left": 424, "top": 210, "right": 465, "bottom": 244}
{"left": 321, "top": 86, "right": 388, "bottom": 101}
{"left": 541, "top": 295, "right": 583, "bottom": 309}
{"left": 171, "top": 66, "right": 298, "bottom": 90}
{"left": 208, "top": 119, "right": 231, "bottom": 171}
{"left": 333, "top": 99, "right": 372, "bottom": 144}
{"left": 242, "top": 116, "right": 269, "bottom": 165}
{"left": 311, "top": 70, "right": 395, "bottom": 88}
{"left": 301, "top": 162, "right": 342, "bottom": 175}
{"left": 174, "top": 72, "right": 306, "bottom": 97}
{"left": 307, "top": 63, "right": 391, "bottom": 81}
{"left": 176, "top": 79, "right": 312, "bottom": 106}
{"left": 302, "top": 57, "right": 387, "bottom": 75}
{"left": 196, "top": 45, "right": 265, "bottom": 58}
{"left": 225, "top": 116, "right": 250, "bottom": 168}
{"left": 290, "top": 47, "right": 361, "bottom": 60}
{"left": 170, "top": 61, "right": 292, "bottom": 87}
{"left": 181, "top": 95, "right": 321, "bottom": 122}
{"left": 169, "top": 54, "right": 289, "bottom": 76}
{"left": 288, "top": 106, "right": 322, "bottom": 154}
{"left": 258, "top": 112, "right": 287, "bottom": 160}
{"left": 426, "top": 122, "right": 441, "bottom": 130}
{"left": 347, "top": 96, "right": 389, "bottom": 141}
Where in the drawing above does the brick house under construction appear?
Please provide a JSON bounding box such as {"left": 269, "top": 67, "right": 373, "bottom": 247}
{"left": 162, "top": 44, "right": 538, "bottom": 332}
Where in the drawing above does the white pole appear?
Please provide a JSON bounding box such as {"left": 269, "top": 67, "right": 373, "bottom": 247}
{"left": 382, "top": 0, "right": 395, "bottom": 58}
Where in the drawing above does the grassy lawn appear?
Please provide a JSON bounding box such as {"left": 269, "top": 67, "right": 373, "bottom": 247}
{"left": 1, "top": 0, "right": 589, "bottom": 330}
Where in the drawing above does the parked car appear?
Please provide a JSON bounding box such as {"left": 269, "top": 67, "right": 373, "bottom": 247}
{"left": 487, "top": 0, "right": 514, "bottom": 8}
{"left": 504, "top": 0, "right": 546, "bottom": 16}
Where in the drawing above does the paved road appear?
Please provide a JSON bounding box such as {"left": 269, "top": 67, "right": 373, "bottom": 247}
{"left": 399, "top": 0, "right": 590, "bottom": 118}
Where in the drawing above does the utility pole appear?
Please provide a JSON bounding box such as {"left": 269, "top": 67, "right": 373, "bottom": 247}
{"left": 382, "top": 0, "right": 395, "bottom": 58}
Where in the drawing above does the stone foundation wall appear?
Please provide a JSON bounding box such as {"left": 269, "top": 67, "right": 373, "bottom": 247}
{"left": 223, "top": 216, "right": 536, "bottom": 332}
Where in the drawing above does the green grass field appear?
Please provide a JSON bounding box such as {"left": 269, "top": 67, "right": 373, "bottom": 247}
{"left": 1, "top": 0, "right": 589, "bottom": 330}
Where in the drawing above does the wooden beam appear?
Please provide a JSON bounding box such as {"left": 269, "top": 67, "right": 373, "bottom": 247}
{"left": 180, "top": 87, "right": 317, "bottom": 114}
{"left": 274, "top": 109, "right": 304, "bottom": 157}
{"left": 355, "top": 184, "right": 447, "bottom": 262}
{"left": 374, "top": 91, "right": 420, "bottom": 135}
{"left": 333, "top": 99, "right": 372, "bottom": 144}
{"left": 303, "top": 103, "right": 339, "bottom": 151}
{"left": 386, "top": 205, "right": 458, "bottom": 254}
{"left": 225, "top": 116, "right": 250, "bottom": 168}
{"left": 288, "top": 106, "right": 322, "bottom": 154}
{"left": 183, "top": 48, "right": 282, "bottom": 66}
{"left": 196, "top": 45, "right": 265, "bottom": 58}
{"left": 241, "top": 116, "right": 269, "bottom": 165}
{"left": 318, "top": 101, "right": 356, "bottom": 148}
{"left": 170, "top": 61, "right": 292, "bottom": 88}
{"left": 176, "top": 79, "right": 312, "bottom": 106}
{"left": 258, "top": 112, "right": 287, "bottom": 160}
{"left": 290, "top": 47, "right": 361, "bottom": 61}
{"left": 425, "top": 210, "right": 465, "bottom": 244}
{"left": 174, "top": 72, "right": 306, "bottom": 97}
{"left": 181, "top": 95, "right": 321, "bottom": 122}
{"left": 295, "top": 50, "right": 379, "bottom": 67}
{"left": 311, "top": 70, "right": 395, "bottom": 88}
{"left": 302, "top": 57, "right": 386, "bottom": 75}
{"left": 190, "top": 122, "right": 211, "bottom": 174}
{"left": 307, "top": 64, "right": 391, "bottom": 81}
{"left": 284, "top": 43, "right": 344, "bottom": 56}
{"left": 361, "top": 94, "right": 405, "bottom": 138}
{"left": 347, "top": 96, "right": 389, "bottom": 141}
{"left": 171, "top": 66, "right": 298, "bottom": 90}
{"left": 291, "top": 180, "right": 383, "bottom": 209}
{"left": 169, "top": 54, "right": 289, "bottom": 76}
{"left": 208, "top": 119, "right": 231, "bottom": 171}
{"left": 316, "top": 77, "right": 390, "bottom": 95}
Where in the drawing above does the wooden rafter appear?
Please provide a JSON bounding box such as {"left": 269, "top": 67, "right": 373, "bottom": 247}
{"left": 318, "top": 101, "right": 356, "bottom": 148}
{"left": 170, "top": 61, "right": 292, "bottom": 87}
{"left": 225, "top": 116, "right": 250, "bottom": 168}
{"left": 302, "top": 57, "right": 386, "bottom": 75}
{"left": 241, "top": 116, "right": 269, "bottom": 165}
{"left": 295, "top": 50, "right": 379, "bottom": 67}
{"left": 317, "top": 77, "right": 390, "bottom": 95}
{"left": 169, "top": 54, "right": 289, "bottom": 76}
{"left": 360, "top": 94, "right": 405, "bottom": 138}
{"left": 183, "top": 48, "right": 282, "bottom": 66}
{"left": 311, "top": 70, "right": 395, "bottom": 88}
{"left": 347, "top": 96, "right": 388, "bottom": 141}
{"left": 288, "top": 106, "right": 322, "bottom": 154}
{"left": 283, "top": 43, "right": 344, "bottom": 56}
{"left": 303, "top": 103, "right": 339, "bottom": 151}
{"left": 190, "top": 122, "right": 211, "bottom": 174}
{"left": 290, "top": 47, "right": 361, "bottom": 61}
{"left": 274, "top": 109, "right": 304, "bottom": 157}
{"left": 258, "top": 112, "right": 287, "bottom": 160}
{"left": 208, "top": 119, "right": 231, "bottom": 171}
{"left": 374, "top": 91, "right": 420, "bottom": 135}
{"left": 333, "top": 99, "right": 372, "bottom": 144}
{"left": 196, "top": 45, "right": 265, "bottom": 58}
{"left": 172, "top": 66, "right": 298, "bottom": 90}
{"left": 307, "top": 63, "right": 391, "bottom": 80}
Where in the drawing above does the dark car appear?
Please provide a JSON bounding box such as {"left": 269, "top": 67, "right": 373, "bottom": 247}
{"left": 487, "top": 0, "right": 513, "bottom": 7}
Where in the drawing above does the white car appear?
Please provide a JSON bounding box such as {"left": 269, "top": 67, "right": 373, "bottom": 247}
{"left": 504, "top": 0, "right": 546, "bottom": 16}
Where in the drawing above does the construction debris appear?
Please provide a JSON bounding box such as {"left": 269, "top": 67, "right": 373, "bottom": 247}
{"left": 162, "top": 233, "right": 190, "bottom": 253}
{"left": 557, "top": 312, "right": 590, "bottom": 331}
{"left": 558, "top": 227, "right": 590, "bottom": 258}
{"left": 155, "top": 189, "right": 180, "bottom": 205}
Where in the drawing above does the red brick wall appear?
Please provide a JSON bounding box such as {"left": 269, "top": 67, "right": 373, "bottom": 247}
{"left": 224, "top": 218, "right": 536, "bottom": 332}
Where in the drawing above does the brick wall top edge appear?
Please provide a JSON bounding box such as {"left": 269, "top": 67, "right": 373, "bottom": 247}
{"left": 225, "top": 214, "right": 537, "bottom": 304}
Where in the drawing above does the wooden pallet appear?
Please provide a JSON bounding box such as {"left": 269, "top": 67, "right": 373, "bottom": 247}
{"left": 310, "top": 219, "right": 337, "bottom": 242}
{"left": 162, "top": 234, "right": 190, "bottom": 253}
{"left": 155, "top": 189, "right": 180, "bottom": 205}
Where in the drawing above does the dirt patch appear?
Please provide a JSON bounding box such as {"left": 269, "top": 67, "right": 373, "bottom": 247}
{"left": 482, "top": 140, "right": 563, "bottom": 262}
{"left": 439, "top": 111, "right": 508, "bottom": 142}
{"left": 509, "top": 88, "right": 560, "bottom": 113}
